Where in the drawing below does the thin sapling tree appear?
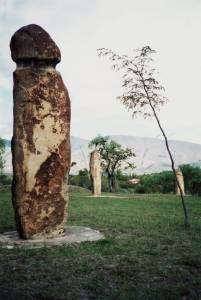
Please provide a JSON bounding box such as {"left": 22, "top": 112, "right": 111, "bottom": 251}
{"left": 98, "top": 46, "right": 189, "bottom": 227}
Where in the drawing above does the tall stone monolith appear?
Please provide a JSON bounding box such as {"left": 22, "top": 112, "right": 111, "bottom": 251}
{"left": 175, "top": 168, "right": 185, "bottom": 196}
{"left": 10, "top": 24, "right": 71, "bottom": 239}
{"left": 89, "top": 150, "right": 101, "bottom": 196}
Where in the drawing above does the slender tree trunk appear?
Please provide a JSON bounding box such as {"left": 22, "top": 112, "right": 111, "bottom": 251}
{"left": 146, "top": 96, "right": 189, "bottom": 227}
{"left": 111, "top": 174, "right": 117, "bottom": 193}
{"left": 107, "top": 172, "right": 116, "bottom": 193}
{"left": 140, "top": 78, "right": 189, "bottom": 227}
{"left": 107, "top": 173, "right": 113, "bottom": 192}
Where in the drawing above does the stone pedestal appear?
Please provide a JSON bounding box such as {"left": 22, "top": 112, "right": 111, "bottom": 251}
{"left": 175, "top": 169, "right": 185, "bottom": 196}
{"left": 10, "top": 24, "right": 71, "bottom": 239}
{"left": 89, "top": 150, "right": 101, "bottom": 196}
{"left": 0, "top": 226, "right": 104, "bottom": 249}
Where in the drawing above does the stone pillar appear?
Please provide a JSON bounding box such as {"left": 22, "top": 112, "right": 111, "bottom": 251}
{"left": 10, "top": 24, "right": 71, "bottom": 239}
{"left": 175, "top": 169, "right": 185, "bottom": 196}
{"left": 89, "top": 150, "right": 101, "bottom": 196}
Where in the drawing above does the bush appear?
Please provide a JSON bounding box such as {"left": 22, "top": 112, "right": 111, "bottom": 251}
{"left": 68, "top": 185, "right": 90, "bottom": 194}
{"left": 119, "top": 165, "right": 201, "bottom": 195}
{"left": 69, "top": 169, "right": 91, "bottom": 190}
{"left": 69, "top": 170, "right": 115, "bottom": 192}
{"left": 180, "top": 164, "right": 201, "bottom": 196}
{"left": 101, "top": 174, "right": 109, "bottom": 192}
{"left": 139, "top": 171, "right": 174, "bottom": 194}
{"left": 69, "top": 164, "right": 201, "bottom": 195}
{"left": 116, "top": 170, "right": 136, "bottom": 191}
{"left": 0, "top": 173, "right": 12, "bottom": 187}
{"left": 117, "top": 171, "right": 174, "bottom": 194}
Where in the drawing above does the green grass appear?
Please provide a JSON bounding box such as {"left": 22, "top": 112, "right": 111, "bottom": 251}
{"left": 0, "top": 191, "right": 201, "bottom": 299}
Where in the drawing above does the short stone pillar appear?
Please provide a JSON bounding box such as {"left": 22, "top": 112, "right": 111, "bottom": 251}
{"left": 175, "top": 169, "right": 185, "bottom": 196}
{"left": 10, "top": 24, "right": 71, "bottom": 239}
{"left": 89, "top": 150, "right": 101, "bottom": 196}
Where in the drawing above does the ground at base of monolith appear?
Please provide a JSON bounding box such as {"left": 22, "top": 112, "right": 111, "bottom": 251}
{"left": 0, "top": 226, "right": 104, "bottom": 249}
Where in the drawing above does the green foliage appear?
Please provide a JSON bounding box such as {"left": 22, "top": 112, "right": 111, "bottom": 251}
{"left": 69, "top": 165, "right": 201, "bottom": 196}
{"left": 115, "top": 170, "right": 135, "bottom": 191}
{"left": 89, "top": 135, "right": 135, "bottom": 192}
{"left": 116, "top": 169, "right": 133, "bottom": 181}
{"left": 0, "top": 138, "right": 9, "bottom": 189}
{"left": 0, "top": 174, "right": 12, "bottom": 187}
{"left": 180, "top": 164, "right": 201, "bottom": 196}
{"left": 89, "top": 135, "right": 135, "bottom": 173}
{"left": 0, "top": 138, "right": 5, "bottom": 172}
{"left": 69, "top": 168, "right": 91, "bottom": 190}
{"left": 137, "top": 171, "right": 174, "bottom": 194}
{"left": 116, "top": 170, "right": 174, "bottom": 194}
{"left": 101, "top": 173, "right": 109, "bottom": 192}
{"left": 117, "top": 165, "right": 201, "bottom": 196}
{"left": 69, "top": 170, "right": 111, "bottom": 192}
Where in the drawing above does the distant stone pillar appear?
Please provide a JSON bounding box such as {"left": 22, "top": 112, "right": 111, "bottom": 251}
{"left": 175, "top": 169, "right": 185, "bottom": 196}
{"left": 10, "top": 24, "right": 71, "bottom": 239}
{"left": 89, "top": 150, "right": 101, "bottom": 196}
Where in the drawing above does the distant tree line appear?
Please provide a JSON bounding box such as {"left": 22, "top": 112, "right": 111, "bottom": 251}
{"left": 68, "top": 164, "right": 201, "bottom": 196}
{"left": 1, "top": 162, "right": 201, "bottom": 196}
{"left": 180, "top": 164, "right": 201, "bottom": 196}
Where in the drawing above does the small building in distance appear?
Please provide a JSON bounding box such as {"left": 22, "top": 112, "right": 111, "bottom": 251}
{"left": 127, "top": 178, "right": 140, "bottom": 185}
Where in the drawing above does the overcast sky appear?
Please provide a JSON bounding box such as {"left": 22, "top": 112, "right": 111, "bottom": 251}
{"left": 0, "top": 0, "right": 201, "bottom": 144}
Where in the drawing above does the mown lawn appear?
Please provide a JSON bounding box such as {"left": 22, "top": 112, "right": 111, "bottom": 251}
{"left": 0, "top": 190, "right": 201, "bottom": 300}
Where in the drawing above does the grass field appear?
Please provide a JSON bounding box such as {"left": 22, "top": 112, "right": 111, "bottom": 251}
{"left": 0, "top": 190, "right": 201, "bottom": 299}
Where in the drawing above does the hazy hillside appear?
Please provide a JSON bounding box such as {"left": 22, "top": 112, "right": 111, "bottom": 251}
{"left": 3, "top": 135, "right": 201, "bottom": 174}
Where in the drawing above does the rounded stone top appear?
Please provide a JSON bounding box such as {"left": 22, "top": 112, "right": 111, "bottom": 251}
{"left": 10, "top": 24, "right": 61, "bottom": 64}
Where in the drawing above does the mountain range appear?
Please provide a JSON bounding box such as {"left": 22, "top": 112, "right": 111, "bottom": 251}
{"left": 4, "top": 135, "right": 201, "bottom": 174}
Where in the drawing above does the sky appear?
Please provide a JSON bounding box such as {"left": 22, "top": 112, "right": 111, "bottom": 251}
{"left": 0, "top": 0, "right": 201, "bottom": 144}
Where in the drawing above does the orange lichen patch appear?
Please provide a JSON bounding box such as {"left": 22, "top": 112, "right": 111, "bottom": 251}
{"left": 14, "top": 69, "right": 70, "bottom": 155}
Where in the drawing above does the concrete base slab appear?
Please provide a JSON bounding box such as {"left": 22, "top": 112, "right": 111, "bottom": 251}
{"left": 0, "top": 226, "right": 104, "bottom": 249}
{"left": 86, "top": 195, "right": 128, "bottom": 198}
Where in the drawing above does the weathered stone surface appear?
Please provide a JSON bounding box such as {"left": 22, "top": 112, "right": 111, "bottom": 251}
{"left": 89, "top": 150, "right": 101, "bottom": 196}
{"left": 10, "top": 24, "right": 61, "bottom": 65}
{"left": 175, "top": 169, "right": 185, "bottom": 196}
{"left": 10, "top": 24, "right": 71, "bottom": 239}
